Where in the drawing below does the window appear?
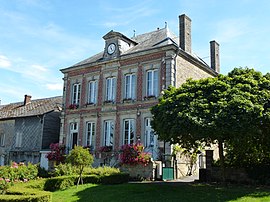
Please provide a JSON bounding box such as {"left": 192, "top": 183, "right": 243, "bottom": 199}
{"left": 72, "top": 83, "right": 81, "bottom": 105}
{"left": 124, "top": 119, "right": 135, "bottom": 145}
{"left": 15, "top": 132, "right": 22, "bottom": 148}
{"left": 104, "top": 120, "right": 114, "bottom": 146}
{"left": 124, "top": 74, "right": 135, "bottom": 99}
{"left": 146, "top": 69, "right": 158, "bottom": 97}
{"left": 70, "top": 123, "right": 78, "bottom": 149}
{"left": 0, "top": 134, "right": 5, "bottom": 146}
{"left": 86, "top": 122, "right": 95, "bottom": 149}
{"left": 105, "top": 77, "right": 116, "bottom": 102}
{"left": 88, "top": 81, "right": 97, "bottom": 104}
{"left": 145, "top": 118, "right": 155, "bottom": 148}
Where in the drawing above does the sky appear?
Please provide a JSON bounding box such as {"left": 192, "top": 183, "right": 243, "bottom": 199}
{"left": 0, "top": 0, "right": 269, "bottom": 105}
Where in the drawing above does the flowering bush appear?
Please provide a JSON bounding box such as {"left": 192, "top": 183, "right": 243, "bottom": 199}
{"left": 120, "top": 143, "right": 151, "bottom": 166}
{"left": 46, "top": 143, "right": 66, "bottom": 164}
{"left": 0, "top": 162, "right": 38, "bottom": 194}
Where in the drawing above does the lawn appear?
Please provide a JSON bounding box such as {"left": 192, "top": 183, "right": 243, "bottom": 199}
{"left": 52, "top": 182, "right": 270, "bottom": 202}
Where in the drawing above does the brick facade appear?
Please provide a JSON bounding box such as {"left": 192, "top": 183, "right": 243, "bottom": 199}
{"left": 60, "top": 14, "right": 219, "bottom": 166}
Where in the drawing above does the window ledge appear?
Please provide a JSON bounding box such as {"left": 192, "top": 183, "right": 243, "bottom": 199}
{"left": 123, "top": 98, "right": 136, "bottom": 103}
{"left": 103, "top": 100, "right": 115, "bottom": 105}
{"left": 143, "top": 95, "right": 157, "bottom": 101}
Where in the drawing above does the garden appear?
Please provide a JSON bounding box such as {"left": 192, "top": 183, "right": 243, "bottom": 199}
{"left": 0, "top": 143, "right": 152, "bottom": 201}
{"left": 0, "top": 143, "right": 270, "bottom": 201}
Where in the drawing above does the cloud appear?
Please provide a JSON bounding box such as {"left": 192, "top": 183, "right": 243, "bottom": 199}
{"left": 213, "top": 18, "right": 251, "bottom": 43}
{"left": 0, "top": 55, "right": 11, "bottom": 68}
{"left": 94, "top": 0, "right": 158, "bottom": 28}
{"left": 46, "top": 83, "right": 63, "bottom": 91}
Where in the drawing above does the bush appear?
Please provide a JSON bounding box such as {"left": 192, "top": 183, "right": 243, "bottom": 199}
{"left": 37, "top": 166, "right": 51, "bottom": 178}
{"left": 0, "top": 162, "right": 38, "bottom": 194}
{"left": 46, "top": 143, "right": 66, "bottom": 164}
{"left": 44, "top": 176, "right": 76, "bottom": 192}
{"left": 52, "top": 163, "right": 79, "bottom": 177}
{"left": 43, "top": 173, "right": 129, "bottom": 191}
{"left": 0, "top": 187, "right": 51, "bottom": 202}
{"left": 83, "top": 166, "right": 120, "bottom": 176}
{"left": 120, "top": 144, "right": 151, "bottom": 166}
{"left": 100, "top": 173, "right": 129, "bottom": 185}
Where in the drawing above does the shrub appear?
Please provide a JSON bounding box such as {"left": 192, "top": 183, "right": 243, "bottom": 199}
{"left": 52, "top": 163, "right": 79, "bottom": 177}
{"left": 83, "top": 166, "right": 120, "bottom": 176}
{"left": 46, "top": 143, "right": 66, "bottom": 164}
{"left": 0, "top": 187, "right": 51, "bottom": 202}
{"left": 43, "top": 173, "right": 129, "bottom": 192}
{"left": 37, "top": 166, "right": 51, "bottom": 178}
{"left": 0, "top": 162, "right": 38, "bottom": 194}
{"left": 66, "top": 146, "right": 94, "bottom": 186}
{"left": 44, "top": 176, "right": 76, "bottom": 192}
{"left": 100, "top": 173, "right": 129, "bottom": 185}
{"left": 120, "top": 144, "right": 151, "bottom": 166}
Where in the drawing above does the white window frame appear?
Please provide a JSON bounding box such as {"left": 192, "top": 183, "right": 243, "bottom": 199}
{"left": 15, "top": 132, "right": 22, "bottom": 148}
{"left": 88, "top": 80, "right": 97, "bottom": 104}
{"left": 146, "top": 69, "right": 158, "bottom": 97}
{"left": 145, "top": 118, "right": 155, "bottom": 148}
{"left": 124, "top": 74, "right": 135, "bottom": 100}
{"left": 104, "top": 120, "right": 114, "bottom": 146}
{"left": 70, "top": 122, "right": 78, "bottom": 149}
{"left": 124, "top": 119, "right": 135, "bottom": 145}
{"left": 105, "top": 77, "right": 116, "bottom": 102}
{"left": 0, "top": 134, "right": 5, "bottom": 147}
{"left": 72, "top": 83, "right": 81, "bottom": 105}
{"left": 86, "top": 122, "right": 95, "bottom": 149}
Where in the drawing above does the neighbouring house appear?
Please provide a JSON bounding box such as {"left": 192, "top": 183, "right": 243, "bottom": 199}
{"left": 0, "top": 95, "right": 62, "bottom": 166}
{"left": 59, "top": 14, "right": 220, "bottom": 177}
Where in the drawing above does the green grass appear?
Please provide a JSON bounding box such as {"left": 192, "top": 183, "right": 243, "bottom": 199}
{"left": 52, "top": 182, "right": 270, "bottom": 202}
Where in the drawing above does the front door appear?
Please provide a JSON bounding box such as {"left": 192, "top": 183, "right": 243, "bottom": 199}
{"left": 72, "top": 132, "right": 78, "bottom": 149}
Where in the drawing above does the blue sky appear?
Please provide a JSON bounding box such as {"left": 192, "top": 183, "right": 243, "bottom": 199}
{"left": 0, "top": 0, "right": 269, "bottom": 104}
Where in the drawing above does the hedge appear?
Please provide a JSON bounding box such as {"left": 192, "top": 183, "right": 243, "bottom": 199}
{"left": 44, "top": 173, "right": 129, "bottom": 192}
{"left": 0, "top": 187, "right": 51, "bottom": 202}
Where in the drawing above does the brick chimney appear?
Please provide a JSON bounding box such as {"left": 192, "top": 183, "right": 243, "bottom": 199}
{"left": 210, "top": 40, "right": 220, "bottom": 73}
{"left": 179, "top": 14, "right": 192, "bottom": 54}
{"left": 24, "top": 95, "right": 32, "bottom": 105}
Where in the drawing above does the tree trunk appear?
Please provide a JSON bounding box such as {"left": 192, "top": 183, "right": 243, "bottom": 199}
{"left": 218, "top": 140, "right": 226, "bottom": 183}
{"left": 76, "top": 167, "right": 84, "bottom": 187}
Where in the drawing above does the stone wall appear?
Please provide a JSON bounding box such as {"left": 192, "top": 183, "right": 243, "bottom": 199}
{"left": 176, "top": 56, "right": 214, "bottom": 88}
{"left": 120, "top": 161, "right": 156, "bottom": 180}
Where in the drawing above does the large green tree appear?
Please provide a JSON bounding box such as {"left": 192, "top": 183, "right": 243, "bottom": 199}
{"left": 151, "top": 68, "right": 270, "bottom": 178}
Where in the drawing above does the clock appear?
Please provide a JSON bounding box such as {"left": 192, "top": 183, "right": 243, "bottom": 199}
{"left": 107, "top": 43, "right": 116, "bottom": 54}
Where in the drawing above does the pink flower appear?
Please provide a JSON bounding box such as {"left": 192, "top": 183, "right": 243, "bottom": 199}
{"left": 5, "top": 178, "right": 10, "bottom": 182}
{"left": 12, "top": 162, "right": 18, "bottom": 168}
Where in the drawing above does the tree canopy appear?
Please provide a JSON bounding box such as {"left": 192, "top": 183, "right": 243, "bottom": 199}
{"left": 151, "top": 68, "right": 270, "bottom": 166}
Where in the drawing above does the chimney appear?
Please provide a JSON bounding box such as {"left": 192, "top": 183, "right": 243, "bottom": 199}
{"left": 179, "top": 14, "right": 192, "bottom": 54}
{"left": 24, "top": 95, "right": 32, "bottom": 105}
{"left": 210, "top": 40, "right": 220, "bottom": 73}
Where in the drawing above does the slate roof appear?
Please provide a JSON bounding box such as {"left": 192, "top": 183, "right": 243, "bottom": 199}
{"left": 0, "top": 96, "right": 62, "bottom": 120}
{"left": 68, "top": 27, "right": 179, "bottom": 68}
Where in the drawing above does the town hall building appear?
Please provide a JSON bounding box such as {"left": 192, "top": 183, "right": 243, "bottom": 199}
{"left": 59, "top": 14, "right": 220, "bottom": 166}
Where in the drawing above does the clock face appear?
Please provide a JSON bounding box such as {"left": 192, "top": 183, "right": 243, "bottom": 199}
{"left": 107, "top": 43, "right": 116, "bottom": 54}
